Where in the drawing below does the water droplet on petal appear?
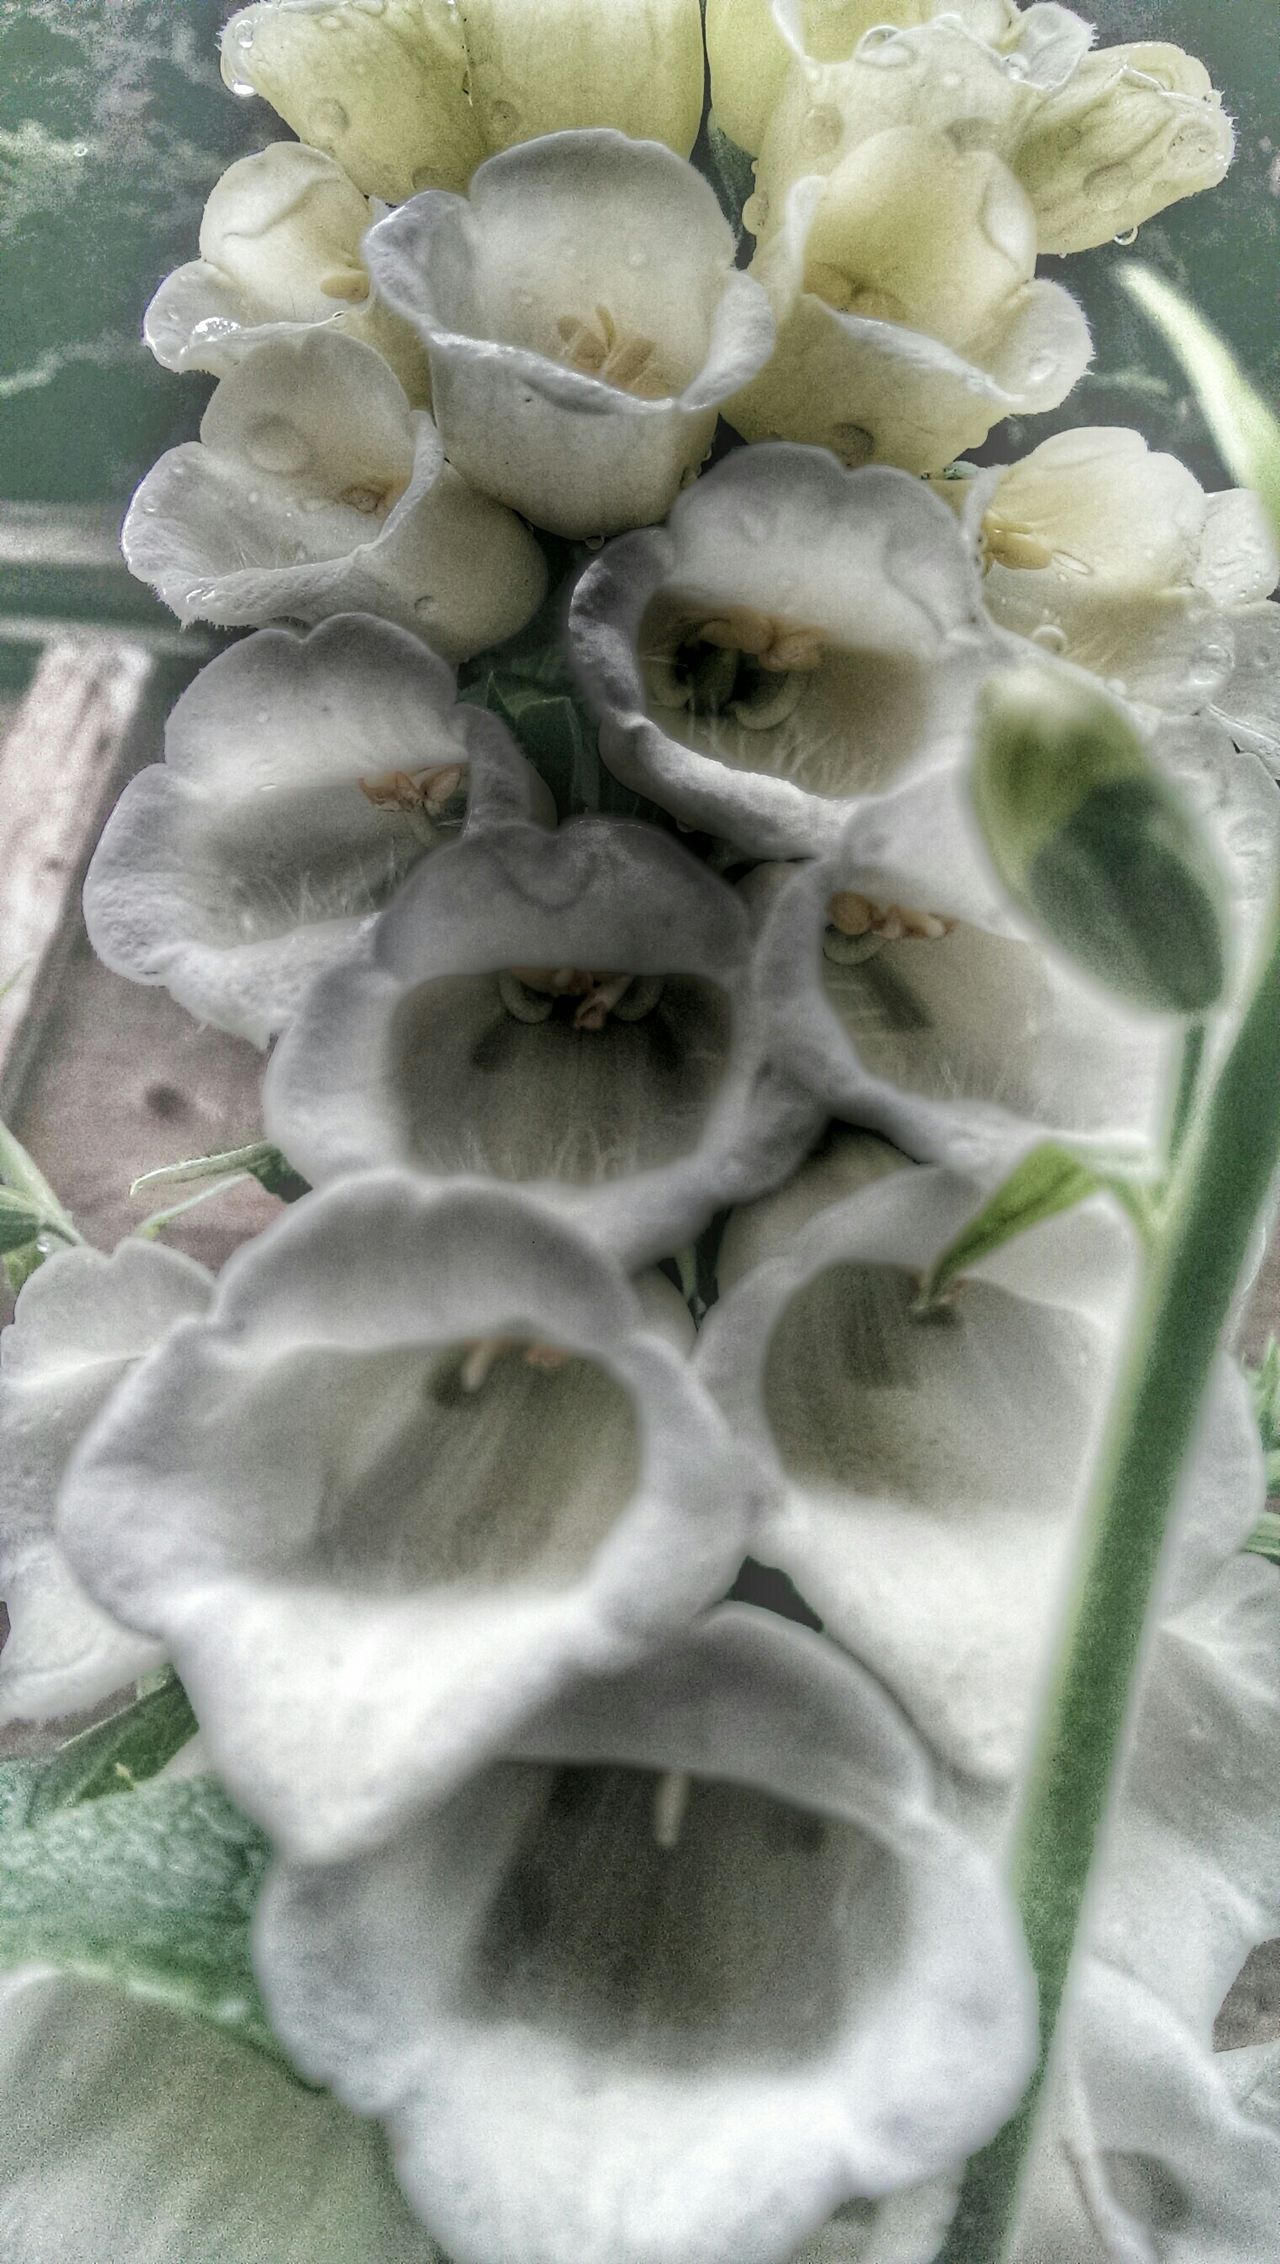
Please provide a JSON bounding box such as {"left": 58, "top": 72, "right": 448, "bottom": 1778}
{"left": 1113, "top": 225, "right": 1139, "bottom": 246}
{"left": 1026, "top": 351, "right": 1058, "bottom": 387}
{"left": 1031, "top": 622, "right": 1068, "bottom": 654}
{"left": 246, "top": 416, "right": 316, "bottom": 477}
{"left": 313, "top": 97, "right": 351, "bottom": 136}
{"left": 489, "top": 98, "right": 519, "bottom": 137}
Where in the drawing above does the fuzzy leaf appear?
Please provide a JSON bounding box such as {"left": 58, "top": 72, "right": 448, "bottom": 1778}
{"left": 0, "top": 1767, "right": 278, "bottom": 2059}
{"left": 19, "top": 1675, "right": 199, "bottom": 1825}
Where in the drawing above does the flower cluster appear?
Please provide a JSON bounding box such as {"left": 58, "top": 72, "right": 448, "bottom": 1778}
{"left": 2, "top": 4, "right": 1279, "bottom": 2261}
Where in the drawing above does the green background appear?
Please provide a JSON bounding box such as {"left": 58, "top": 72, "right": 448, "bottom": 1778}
{"left": 0, "top": 0, "right": 1276, "bottom": 658}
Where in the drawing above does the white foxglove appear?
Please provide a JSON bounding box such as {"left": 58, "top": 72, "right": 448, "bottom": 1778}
{"left": 144, "top": 143, "right": 430, "bottom": 400}
{"left": 364, "top": 132, "right": 776, "bottom": 537}
{"left": 264, "top": 813, "right": 819, "bottom": 1265}
{"left": 59, "top": 1176, "right": 758, "bottom": 1861}
{"left": 83, "top": 614, "right": 549, "bottom": 1047}
{"left": 123, "top": 329, "right": 547, "bottom": 656}
{"left": 255, "top": 1607, "right": 1036, "bottom": 2264}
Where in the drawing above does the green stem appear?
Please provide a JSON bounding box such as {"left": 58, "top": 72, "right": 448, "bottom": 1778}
{"left": 940, "top": 910, "right": 1280, "bottom": 2263}
{"left": 1167, "top": 1015, "right": 1205, "bottom": 1167}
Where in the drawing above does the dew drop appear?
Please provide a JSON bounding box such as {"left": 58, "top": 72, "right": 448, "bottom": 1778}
{"left": 1031, "top": 622, "right": 1068, "bottom": 654}
{"left": 227, "top": 75, "right": 256, "bottom": 98}
{"left": 1113, "top": 224, "right": 1139, "bottom": 246}
{"left": 313, "top": 96, "right": 351, "bottom": 136}
{"left": 858, "top": 25, "right": 911, "bottom": 63}
{"left": 232, "top": 18, "right": 255, "bottom": 47}
{"left": 802, "top": 105, "right": 842, "bottom": 155}
{"left": 489, "top": 98, "right": 519, "bottom": 137}
{"left": 1026, "top": 350, "right": 1058, "bottom": 387}
{"left": 246, "top": 416, "right": 316, "bottom": 477}
{"left": 414, "top": 593, "right": 438, "bottom": 617}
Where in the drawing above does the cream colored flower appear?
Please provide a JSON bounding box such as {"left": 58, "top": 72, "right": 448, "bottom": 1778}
{"left": 706, "top": 0, "right": 1033, "bottom": 158}
{"left": 747, "top": 9, "right": 1231, "bottom": 258}
{"left": 144, "top": 144, "right": 429, "bottom": 401}
{"left": 123, "top": 329, "right": 546, "bottom": 657}
{"left": 726, "top": 139, "right": 1091, "bottom": 474}
{"left": 365, "top": 132, "right": 776, "bottom": 537}
{"left": 946, "top": 428, "right": 1280, "bottom": 733}
{"left": 457, "top": 0, "right": 705, "bottom": 159}
{"left": 1019, "top": 39, "right": 1236, "bottom": 254}
{"left": 221, "top": 0, "right": 483, "bottom": 204}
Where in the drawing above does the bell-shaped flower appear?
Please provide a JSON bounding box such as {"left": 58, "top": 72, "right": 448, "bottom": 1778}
{"left": 747, "top": 9, "right": 1231, "bottom": 259}
{"left": 264, "top": 813, "right": 819, "bottom": 1266}
{"left": 0, "top": 1240, "right": 211, "bottom": 1725}
{"left": 790, "top": 1555, "right": 1280, "bottom": 2262}
{"left": 696, "top": 1162, "right": 1264, "bottom": 1781}
{"left": 726, "top": 137, "right": 1091, "bottom": 476}
{"left": 144, "top": 143, "right": 429, "bottom": 401}
{"left": 220, "top": 0, "right": 483, "bottom": 205}
{"left": 363, "top": 132, "right": 777, "bottom": 538}
{"left": 122, "top": 328, "right": 547, "bottom": 655}
{"left": 255, "top": 1605, "right": 1036, "bottom": 2264}
{"left": 706, "top": 0, "right": 1079, "bottom": 161}
{"left": 58, "top": 1175, "right": 759, "bottom": 1863}
{"left": 1018, "top": 37, "right": 1236, "bottom": 255}
{"left": 570, "top": 442, "right": 1005, "bottom": 862}
{"left": 0, "top": 1968, "right": 443, "bottom": 2263}
{"left": 949, "top": 428, "right": 1280, "bottom": 753}
{"left": 456, "top": 0, "right": 705, "bottom": 160}
{"left": 82, "top": 614, "right": 550, "bottom": 1048}
{"left": 744, "top": 705, "right": 1280, "bottom": 1175}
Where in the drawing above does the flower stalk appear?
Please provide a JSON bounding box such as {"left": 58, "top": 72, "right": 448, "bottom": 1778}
{"left": 941, "top": 885, "right": 1280, "bottom": 2262}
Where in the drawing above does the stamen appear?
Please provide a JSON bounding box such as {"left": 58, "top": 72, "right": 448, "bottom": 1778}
{"left": 340, "top": 484, "right": 391, "bottom": 514}
{"left": 653, "top": 1769, "right": 692, "bottom": 1851}
{"left": 457, "top": 1338, "right": 573, "bottom": 1391}
{"left": 827, "top": 891, "right": 954, "bottom": 943}
{"left": 500, "top": 967, "right": 663, "bottom": 1029}
{"left": 555, "top": 305, "right": 667, "bottom": 398}
{"left": 982, "top": 516, "right": 1056, "bottom": 573}
{"left": 358, "top": 764, "right": 464, "bottom": 844}
{"left": 319, "top": 264, "right": 369, "bottom": 302}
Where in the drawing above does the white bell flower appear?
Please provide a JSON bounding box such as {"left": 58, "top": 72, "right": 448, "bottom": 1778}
{"left": 705, "top": 0, "right": 1073, "bottom": 161}
{"left": 255, "top": 1606, "right": 1036, "bottom": 2264}
{"left": 747, "top": 10, "right": 1231, "bottom": 259}
{"left": 790, "top": 1556, "right": 1280, "bottom": 2262}
{"left": 122, "top": 328, "right": 547, "bottom": 656}
{"left": 220, "top": 0, "right": 483, "bottom": 205}
{"left": 456, "top": 0, "right": 705, "bottom": 160}
{"left": 58, "top": 1175, "right": 759, "bottom": 1863}
{"left": 144, "top": 143, "right": 429, "bottom": 401}
{"left": 82, "top": 614, "right": 550, "bottom": 1048}
{"left": 0, "top": 1241, "right": 211, "bottom": 1726}
{"left": 570, "top": 442, "right": 1006, "bottom": 862}
{"left": 744, "top": 712, "right": 1280, "bottom": 1176}
{"left": 726, "top": 142, "right": 1092, "bottom": 476}
{"left": 0, "top": 1970, "right": 443, "bottom": 2263}
{"left": 946, "top": 428, "right": 1280, "bottom": 750}
{"left": 363, "top": 131, "right": 777, "bottom": 538}
{"left": 263, "top": 813, "right": 821, "bottom": 1267}
{"left": 696, "top": 1163, "right": 1263, "bottom": 1781}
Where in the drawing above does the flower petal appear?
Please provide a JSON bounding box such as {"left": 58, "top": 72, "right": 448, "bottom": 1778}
{"left": 59, "top": 1177, "right": 757, "bottom": 1861}
{"left": 0, "top": 1242, "right": 211, "bottom": 1724}
{"left": 256, "top": 1607, "right": 1035, "bottom": 2264}
{"left": 123, "top": 330, "right": 546, "bottom": 658}
{"left": 458, "top": 0, "right": 705, "bottom": 158}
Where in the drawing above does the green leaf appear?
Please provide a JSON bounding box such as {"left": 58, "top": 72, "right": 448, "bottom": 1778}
{"left": 0, "top": 1118, "right": 79, "bottom": 1244}
{"left": 1244, "top": 1510, "right": 1280, "bottom": 1567}
{"left": 0, "top": 1187, "right": 43, "bottom": 1253}
{"left": 19, "top": 1674, "right": 199, "bottom": 1824}
{"left": 131, "top": 1140, "right": 310, "bottom": 1206}
{"left": 463, "top": 670, "right": 655, "bottom": 821}
{"left": 974, "top": 665, "right": 1226, "bottom": 1016}
{"left": 0, "top": 1767, "right": 279, "bottom": 2059}
{"left": 916, "top": 1143, "right": 1103, "bottom": 1309}
{"left": 1119, "top": 265, "right": 1280, "bottom": 541}
{"left": 704, "top": 114, "right": 757, "bottom": 238}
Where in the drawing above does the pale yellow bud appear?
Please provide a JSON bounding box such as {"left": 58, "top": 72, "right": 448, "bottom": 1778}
{"left": 458, "top": 0, "right": 705, "bottom": 159}
{"left": 1018, "top": 42, "right": 1234, "bottom": 255}
{"left": 221, "top": 0, "right": 483, "bottom": 204}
